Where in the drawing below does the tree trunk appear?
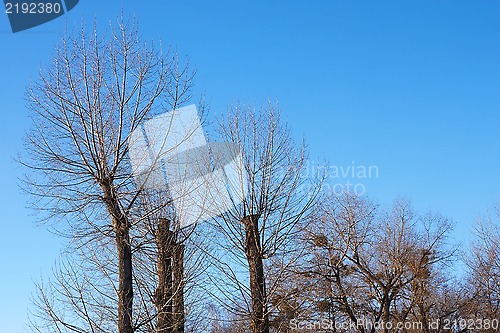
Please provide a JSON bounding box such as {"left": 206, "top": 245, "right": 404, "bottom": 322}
{"left": 116, "top": 223, "right": 134, "bottom": 333}
{"left": 173, "top": 244, "right": 185, "bottom": 333}
{"left": 102, "top": 181, "right": 134, "bottom": 333}
{"left": 243, "top": 214, "right": 269, "bottom": 333}
{"left": 381, "top": 291, "right": 391, "bottom": 333}
{"left": 155, "top": 218, "right": 174, "bottom": 332}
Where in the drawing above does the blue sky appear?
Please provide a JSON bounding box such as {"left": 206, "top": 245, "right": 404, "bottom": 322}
{"left": 1, "top": 1, "right": 499, "bottom": 332}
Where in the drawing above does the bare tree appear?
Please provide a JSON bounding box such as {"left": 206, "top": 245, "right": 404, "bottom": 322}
{"left": 302, "top": 193, "right": 456, "bottom": 333}
{"left": 22, "top": 18, "right": 195, "bottom": 333}
{"left": 28, "top": 201, "right": 209, "bottom": 333}
{"left": 463, "top": 207, "right": 500, "bottom": 325}
{"left": 206, "top": 103, "right": 322, "bottom": 333}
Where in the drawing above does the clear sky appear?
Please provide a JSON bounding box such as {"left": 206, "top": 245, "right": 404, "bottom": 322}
{"left": 1, "top": 1, "right": 499, "bottom": 332}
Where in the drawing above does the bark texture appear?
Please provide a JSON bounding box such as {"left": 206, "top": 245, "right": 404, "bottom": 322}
{"left": 154, "top": 218, "right": 185, "bottom": 333}
{"left": 102, "top": 181, "right": 134, "bottom": 333}
{"left": 173, "top": 244, "right": 185, "bottom": 333}
{"left": 243, "top": 214, "right": 269, "bottom": 333}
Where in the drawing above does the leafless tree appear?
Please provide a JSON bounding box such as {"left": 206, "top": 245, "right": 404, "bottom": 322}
{"left": 463, "top": 207, "right": 500, "bottom": 326}
{"left": 302, "top": 192, "right": 456, "bottom": 333}
{"left": 22, "top": 17, "right": 196, "bottom": 333}
{"left": 205, "top": 103, "right": 323, "bottom": 333}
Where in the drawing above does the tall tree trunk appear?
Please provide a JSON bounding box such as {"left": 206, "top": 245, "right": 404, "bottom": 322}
{"left": 155, "top": 218, "right": 174, "bottom": 332}
{"left": 116, "top": 223, "right": 134, "bottom": 333}
{"left": 381, "top": 291, "right": 391, "bottom": 333}
{"left": 243, "top": 214, "right": 269, "bottom": 333}
{"left": 173, "top": 244, "right": 185, "bottom": 333}
{"left": 103, "top": 181, "right": 134, "bottom": 333}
